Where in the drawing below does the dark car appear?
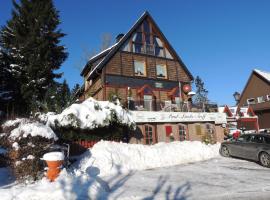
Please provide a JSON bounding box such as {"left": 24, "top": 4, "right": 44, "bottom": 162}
{"left": 220, "top": 133, "right": 270, "bottom": 167}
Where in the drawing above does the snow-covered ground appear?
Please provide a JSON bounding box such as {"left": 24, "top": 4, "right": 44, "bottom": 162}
{"left": 102, "top": 157, "right": 270, "bottom": 200}
{"left": 0, "top": 141, "right": 269, "bottom": 200}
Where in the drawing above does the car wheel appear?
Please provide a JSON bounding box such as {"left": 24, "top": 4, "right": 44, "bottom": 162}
{"left": 221, "top": 145, "right": 230, "bottom": 157}
{"left": 259, "top": 152, "right": 270, "bottom": 168}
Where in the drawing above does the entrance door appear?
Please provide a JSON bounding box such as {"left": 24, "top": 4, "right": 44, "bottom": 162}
{"left": 144, "top": 124, "right": 155, "bottom": 145}
{"left": 144, "top": 95, "right": 153, "bottom": 111}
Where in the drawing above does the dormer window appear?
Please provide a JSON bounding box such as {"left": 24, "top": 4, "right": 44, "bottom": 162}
{"left": 134, "top": 60, "right": 146, "bottom": 76}
{"left": 247, "top": 98, "right": 255, "bottom": 105}
{"left": 156, "top": 64, "right": 167, "bottom": 79}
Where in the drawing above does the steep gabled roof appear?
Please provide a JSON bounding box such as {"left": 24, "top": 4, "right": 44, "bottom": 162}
{"left": 254, "top": 69, "right": 270, "bottom": 84}
{"left": 239, "top": 69, "right": 270, "bottom": 103}
{"left": 81, "top": 11, "right": 193, "bottom": 81}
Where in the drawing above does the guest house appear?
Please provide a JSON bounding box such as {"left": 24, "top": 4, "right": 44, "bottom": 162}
{"left": 79, "top": 11, "right": 226, "bottom": 144}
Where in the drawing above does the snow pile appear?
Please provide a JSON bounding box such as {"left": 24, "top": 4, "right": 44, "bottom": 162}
{"left": 76, "top": 141, "right": 221, "bottom": 177}
{"left": 8, "top": 121, "right": 58, "bottom": 141}
{"left": 0, "top": 169, "right": 108, "bottom": 200}
{"left": 2, "top": 118, "right": 26, "bottom": 128}
{"left": 42, "top": 98, "right": 135, "bottom": 130}
{"left": 43, "top": 152, "right": 64, "bottom": 161}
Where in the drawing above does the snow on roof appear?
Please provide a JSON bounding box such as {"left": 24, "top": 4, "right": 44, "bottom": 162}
{"left": 43, "top": 98, "right": 135, "bottom": 130}
{"left": 88, "top": 42, "right": 118, "bottom": 62}
{"left": 254, "top": 69, "right": 270, "bottom": 82}
{"left": 7, "top": 120, "right": 58, "bottom": 141}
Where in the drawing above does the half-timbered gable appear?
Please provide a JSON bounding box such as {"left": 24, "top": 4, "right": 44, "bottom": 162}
{"left": 80, "top": 11, "right": 194, "bottom": 109}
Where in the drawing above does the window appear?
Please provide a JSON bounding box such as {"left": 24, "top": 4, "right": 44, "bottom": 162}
{"left": 132, "top": 33, "right": 143, "bottom": 53}
{"left": 250, "top": 135, "right": 264, "bottom": 143}
{"left": 247, "top": 98, "right": 255, "bottom": 105}
{"left": 154, "top": 36, "right": 164, "bottom": 57}
{"left": 134, "top": 60, "right": 146, "bottom": 76}
{"left": 205, "top": 123, "right": 215, "bottom": 134}
{"left": 145, "top": 125, "right": 154, "bottom": 145}
{"left": 257, "top": 96, "right": 265, "bottom": 103}
{"left": 178, "top": 124, "right": 187, "bottom": 141}
{"left": 156, "top": 64, "right": 167, "bottom": 79}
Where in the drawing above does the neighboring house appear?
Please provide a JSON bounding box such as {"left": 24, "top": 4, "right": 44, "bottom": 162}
{"left": 218, "top": 105, "right": 259, "bottom": 132}
{"left": 238, "top": 69, "right": 270, "bottom": 129}
{"left": 79, "top": 11, "right": 226, "bottom": 144}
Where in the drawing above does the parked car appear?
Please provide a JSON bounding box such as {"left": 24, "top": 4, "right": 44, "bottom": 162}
{"left": 220, "top": 133, "right": 270, "bottom": 167}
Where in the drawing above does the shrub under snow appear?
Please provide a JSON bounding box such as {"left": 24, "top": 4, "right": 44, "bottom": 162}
{"left": 0, "top": 118, "right": 58, "bottom": 181}
{"left": 75, "top": 140, "right": 221, "bottom": 177}
{"left": 40, "top": 98, "right": 135, "bottom": 130}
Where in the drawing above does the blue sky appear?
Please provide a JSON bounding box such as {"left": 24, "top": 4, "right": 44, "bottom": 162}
{"left": 1, "top": 0, "right": 270, "bottom": 105}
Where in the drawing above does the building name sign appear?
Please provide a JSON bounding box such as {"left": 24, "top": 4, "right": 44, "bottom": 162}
{"left": 131, "top": 111, "right": 227, "bottom": 124}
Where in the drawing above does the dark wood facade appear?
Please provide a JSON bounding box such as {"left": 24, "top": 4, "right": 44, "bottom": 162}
{"left": 238, "top": 69, "right": 270, "bottom": 129}
{"left": 80, "top": 12, "right": 193, "bottom": 111}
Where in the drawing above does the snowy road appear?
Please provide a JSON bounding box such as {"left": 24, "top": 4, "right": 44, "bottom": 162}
{"left": 102, "top": 157, "right": 270, "bottom": 200}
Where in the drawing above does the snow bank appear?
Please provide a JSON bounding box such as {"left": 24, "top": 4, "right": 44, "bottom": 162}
{"left": 6, "top": 120, "right": 58, "bottom": 141}
{"left": 0, "top": 169, "right": 108, "bottom": 200}
{"left": 43, "top": 152, "right": 64, "bottom": 161}
{"left": 76, "top": 141, "right": 221, "bottom": 177}
{"left": 42, "top": 98, "right": 135, "bottom": 130}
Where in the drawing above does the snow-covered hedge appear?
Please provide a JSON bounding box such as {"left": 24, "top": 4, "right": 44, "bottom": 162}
{"left": 75, "top": 141, "right": 221, "bottom": 177}
{"left": 0, "top": 118, "right": 58, "bottom": 181}
{"left": 39, "top": 98, "right": 136, "bottom": 130}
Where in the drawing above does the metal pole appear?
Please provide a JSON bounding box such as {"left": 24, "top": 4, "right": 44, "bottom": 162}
{"left": 179, "top": 81, "right": 182, "bottom": 111}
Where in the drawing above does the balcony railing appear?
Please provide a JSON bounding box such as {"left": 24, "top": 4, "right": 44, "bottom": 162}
{"left": 124, "top": 99, "right": 218, "bottom": 112}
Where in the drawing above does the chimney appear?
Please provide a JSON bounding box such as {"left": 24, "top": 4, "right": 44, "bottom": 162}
{"left": 116, "top": 33, "right": 124, "bottom": 43}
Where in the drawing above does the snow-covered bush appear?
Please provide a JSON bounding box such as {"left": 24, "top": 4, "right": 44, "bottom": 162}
{"left": 39, "top": 98, "right": 136, "bottom": 130}
{"left": 0, "top": 118, "right": 58, "bottom": 181}
{"left": 37, "top": 98, "right": 135, "bottom": 143}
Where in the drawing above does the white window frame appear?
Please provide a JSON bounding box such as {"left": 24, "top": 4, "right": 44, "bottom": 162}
{"left": 134, "top": 60, "right": 146, "bottom": 77}
{"left": 156, "top": 64, "right": 167, "bottom": 79}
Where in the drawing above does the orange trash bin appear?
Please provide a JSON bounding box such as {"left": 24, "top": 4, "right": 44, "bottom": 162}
{"left": 43, "top": 152, "right": 64, "bottom": 182}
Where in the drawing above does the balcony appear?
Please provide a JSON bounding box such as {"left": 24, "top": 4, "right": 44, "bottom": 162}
{"left": 124, "top": 99, "right": 218, "bottom": 112}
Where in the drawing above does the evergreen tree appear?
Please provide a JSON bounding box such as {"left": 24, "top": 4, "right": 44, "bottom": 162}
{"left": 193, "top": 76, "right": 209, "bottom": 108}
{"left": 0, "top": 48, "right": 24, "bottom": 117}
{"left": 0, "top": 0, "right": 67, "bottom": 115}
{"left": 70, "top": 83, "right": 81, "bottom": 101}
{"left": 58, "top": 79, "right": 71, "bottom": 110}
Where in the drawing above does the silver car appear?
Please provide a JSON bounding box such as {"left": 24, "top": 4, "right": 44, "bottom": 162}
{"left": 220, "top": 133, "right": 270, "bottom": 167}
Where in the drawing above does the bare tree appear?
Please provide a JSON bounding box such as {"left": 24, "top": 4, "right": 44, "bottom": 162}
{"left": 74, "top": 33, "right": 112, "bottom": 71}
{"left": 100, "top": 33, "right": 112, "bottom": 50}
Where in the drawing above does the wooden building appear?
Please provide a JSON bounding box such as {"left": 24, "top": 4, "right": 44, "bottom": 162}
{"left": 79, "top": 11, "right": 226, "bottom": 144}
{"left": 80, "top": 11, "right": 193, "bottom": 109}
{"left": 238, "top": 69, "right": 270, "bottom": 129}
{"left": 218, "top": 105, "right": 259, "bottom": 131}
